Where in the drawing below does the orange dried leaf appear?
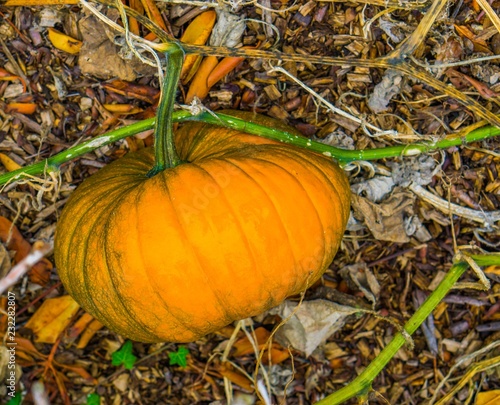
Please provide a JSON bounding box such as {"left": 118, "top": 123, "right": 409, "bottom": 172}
{"left": 15, "top": 336, "right": 47, "bottom": 359}
{"left": 128, "top": 0, "right": 144, "bottom": 35}
{"left": 218, "top": 363, "right": 253, "bottom": 391}
{"left": 47, "top": 28, "right": 82, "bottom": 54}
{"left": 0, "top": 153, "right": 22, "bottom": 171}
{"left": 5, "top": 102, "right": 36, "bottom": 115}
{"left": 76, "top": 319, "right": 104, "bottom": 349}
{"left": 180, "top": 10, "right": 217, "bottom": 79}
{"left": 0, "top": 67, "right": 27, "bottom": 93}
{"left": 485, "top": 265, "right": 500, "bottom": 276}
{"left": 1, "top": 1, "right": 78, "bottom": 4}
{"left": 232, "top": 327, "right": 271, "bottom": 357}
{"left": 263, "top": 346, "right": 290, "bottom": 365}
{"left": 471, "top": 0, "right": 481, "bottom": 11}
{"left": 103, "top": 103, "right": 143, "bottom": 115}
{"left": 185, "top": 56, "right": 219, "bottom": 103}
{"left": 141, "top": 0, "right": 168, "bottom": 33}
{"left": 207, "top": 56, "right": 245, "bottom": 88}
{"left": 66, "top": 312, "right": 94, "bottom": 341}
{"left": 25, "top": 295, "right": 80, "bottom": 343}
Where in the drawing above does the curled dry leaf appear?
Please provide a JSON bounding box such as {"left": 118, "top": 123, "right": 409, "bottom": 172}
{"left": 180, "top": 10, "right": 217, "bottom": 81}
{"left": 217, "top": 362, "right": 253, "bottom": 392}
{"left": 339, "top": 262, "right": 380, "bottom": 307}
{"left": 47, "top": 27, "right": 82, "bottom": 54}
{"left": 351, "top": 190, "right": 416, "bottom": 243}
{"left": 25, "top": 295, "right": 80, "bottom": 344}
{"left": 78, "top": 11, "right": 155, "bottom": 81}
{"left": 210, "top": 9, "right": 246, "bottom": 48}
{"left": 76, "top": 319, "right": 104, "bottom": 349}
{"left": 0, "top": 216, "right": 52, "bottom": 285}
{"left": 231, "top": 326, "right": 290, "bottom": 364}
{"left": 270, "top": 300, "right": 359, "bottom": 357}
{"left": 368, "top": 69, "right": 403, "bottom": 113}
{"left": 0, "top": 153, "right": 22, "bottom": 171}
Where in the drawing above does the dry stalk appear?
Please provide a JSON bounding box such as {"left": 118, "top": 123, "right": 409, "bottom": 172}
{"left": 429, "top": 340, "right": 500, "bottom": 404}
{"left": 409, "top": 184, "right": 500, "bottom": 228}
{"left": 317, "top": 0, "right": 429, "bottom": 10}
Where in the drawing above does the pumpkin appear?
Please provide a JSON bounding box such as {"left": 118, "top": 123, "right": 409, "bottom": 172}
{"left": 54, "top": 111, "right": 351, "bottom": 343}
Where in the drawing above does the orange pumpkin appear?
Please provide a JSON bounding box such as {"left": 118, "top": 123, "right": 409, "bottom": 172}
{"left": 54, "top": 111, "right": 351, "bottom": 343}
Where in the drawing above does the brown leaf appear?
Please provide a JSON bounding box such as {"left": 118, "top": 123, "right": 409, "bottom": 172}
{"left": 0, "top": 216, "right": 52, "bottom": 285}
{"left": 446, "top": 69, "right": 498, "bottom": 100}
{"left": 454, "top": 25, "right": 492, "bottom": 53}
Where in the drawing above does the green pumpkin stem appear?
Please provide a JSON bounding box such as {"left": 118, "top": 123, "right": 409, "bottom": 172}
{"left": 148, "top": 44, "right": 185, "bottom": 177}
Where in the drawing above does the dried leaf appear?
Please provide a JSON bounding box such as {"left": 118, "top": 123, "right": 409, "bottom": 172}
{"left": 5, "top": 102, "right": 37, "bottom": 115}
{"left": 446, "top": 69, "right": 498, "bottom": 100}
{"left": 351, "top": 176, "right": 395, "bottom": 203}
{"left": 271, "top": 300, "right": 359, "bottom": 356}
{"left": 25, "top": 295, "right": 80, "bottom": 343}
{"left": 388, "top": 155, "right": 439, "bottom": 187}
{"left": 0, "top": 153, "right": 22, "bottom": 172}
{"left": 476, "top": 390, "right": 500, "bottom": 405}
{"left": 47, "top": 28, "right": 82, "bottom": 54}
{"left": 231, "top": 327, "right": 290, "bottom": 364}
{"left": 210, "top": 9, "right": 246, "bottom": 47}
{"left": 454, "top": 25, "right": 491, "bottom": 53}
{"left": 218, "top": 363, "right": 253, "bottom": 391}
{"left": 368, "top": 69, "right": 403, "bottom": 113}
{"left": 103, "top": 104, "right": 143, "bottom": 115}
{"left": 185, "top": 56, "right": 219, "bottom": 103}
{"left": 180, "top": 10, "right": 217, "bottom": 80}
{"left": 351, "top": 191, "right": 416, "bottom": 243}
{"left": 76, "top": 319, "right": 104, "bottom": 349}
{"left": 339, "top": 263, "right": 380, "bottom": 306}
{"left": 66, "top": 313, "right": 94, "bottom": 341}
{"left": 78, "top": 13, "right": 155, "bottom": 81}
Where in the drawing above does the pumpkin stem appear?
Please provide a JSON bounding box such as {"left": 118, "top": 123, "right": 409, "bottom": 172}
{"left": 148, "top": 44, "right": 185, "bottom": 177}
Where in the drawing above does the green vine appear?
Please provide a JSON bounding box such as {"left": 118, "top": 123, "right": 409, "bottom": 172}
{"left": 316, "top": 253, "right": 500, "bottom": 404}
{"left": 0, "top": 112, "right": 499, "bottom": 186}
